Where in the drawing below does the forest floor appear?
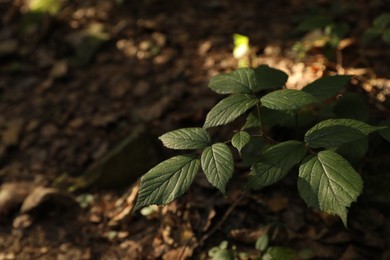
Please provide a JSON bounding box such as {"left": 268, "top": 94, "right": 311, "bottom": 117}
{"left": 0, "top": 0, "right": 390, "bottom": 259}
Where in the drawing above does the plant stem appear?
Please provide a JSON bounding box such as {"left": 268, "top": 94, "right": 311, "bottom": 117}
{"left": 256, "top": 103, "right": 264, "bottom": 136}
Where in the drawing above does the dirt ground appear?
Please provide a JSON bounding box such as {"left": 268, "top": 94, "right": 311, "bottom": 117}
{"left": 0, "top": 0, "right": 390, "bottom": 259}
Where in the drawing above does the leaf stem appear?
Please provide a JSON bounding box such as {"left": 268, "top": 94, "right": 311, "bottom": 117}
{"left": 256, "top": 103, "right": 264, "bottom": 136}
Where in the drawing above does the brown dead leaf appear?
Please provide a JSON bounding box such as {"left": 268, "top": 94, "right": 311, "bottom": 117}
{"left": 0, "top": 182, "right": 33, "bottom": 217}
{"left": 230, "top": 226, "right": 269, "bottom": 244}
{"left": 0, "top": 39, "right": 18, "bottom": 57}
{"left": 267, "top": 196, "right": 289, "bottom": 213}
{"left": 340, "top": 245, "right": 365, "bottom": 260}
{"left": 20, "top": 187, "right": 78, "bottom": 213}
{"left": 1, "top": 119, "right": 24, "bottom": 146}
{"left": 108, "top": 184, "right": 139, "bottom": 226}
{"left": 49, "top": 60, "right": 68, "bottom": 79}
{"left": 12, "top": 214, "right": 33, "bottom": 229}
{"left": 322, "top": 231, "right": 351, "bottom": 244}
{"left": 162, "top": 246, "right": 193, "bottom": 260}
{"left": 90, "top": 113, "right": 119, "bottom": 127}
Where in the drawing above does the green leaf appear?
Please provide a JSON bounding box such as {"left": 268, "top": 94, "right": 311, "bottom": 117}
{"left": 303, "top": 75, "right": 351, "bottom": 101}
{"left": 383, "top": 28, "right": 390, "bottom": 43}
{"left": 201, "top": 143, "right": 234, "bottom": 194}
{"left": 204, "top": 94, "right": 259, "bottom": 128}
{"left": 241, "top": 137, "right": 270, "bottom": 167}
{"left": 379, "top": 120, "right": 390, "bottom": 142}
{"left": 250, "top": 141, "right": 307, "bottom": 190}
{"left": 261, "top": 107, "right": 295, "bottom": 128}
{"left": 208, "top": 68, "right": 257, "bottom": 94}
{"left": 254, "top": 65, "right": 288, "bottom": 90}
{"left": 334, "top": 93, "right": 369, "bottom": 122}
{"left": 242, "top": 109, "right": 261, "bottom": 130}
{"left": 335, "top": 137, "right": 368, "bottom": 164}
{"left": 373, "top": 13, "right": 390, "bottom": 30}
{"left": 261, "top": 89, "right": 318, "bottom": 111}
{"left": 295, "top": 14, "right": 333, "bottom": 32}
{"left": 134, "top": 155, "right": 200, "bottom": 211}
{"left": 264, "top": 246, "right": 295, "bottom": 260}
{"left": 159, "top": 128, "right": 211, "bottom": 150}
{"left": 255, "top": 234, "right": 269, "bottom": 251}
{"left": 361, "top": 27, "right": 381, "bottom": 44}
{"left": 231, "top": 131, "right": 250, "bottom": 154}
{"left": 305, "top": 119, "right": 383, "bottom": 148}
{"left": 298, "top": 151, "right": 363, "bottom": 226}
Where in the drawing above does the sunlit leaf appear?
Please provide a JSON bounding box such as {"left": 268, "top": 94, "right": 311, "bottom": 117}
{"left": 250, "top": 141, "right": 307, "bottom": 190}
{"left": 204, "top": 94, "right": 259, "bottom": 128}
{"left": 298, "top": 151, "right": 363, "bottom": 226}
{"left": 233, "top": 34, "right": 250, "bottom": 59}
{"left": 303, "top": 75, "right": 351, "bottom": 101}
{"left": 261, "top": 89, "right": 317, "bottom": 111}
{"left": 231, "top": 131, "right": 250, "bottom": 154}
{"left": 305, "top": 119, "right": 383, "bottom": 148}
{"left": 201, "top": 143, "right": 234, "bottom": 194}
{"left": 254, "top": 65, "right": 288, "bottom": 90}
{"left": 159, "top": 128, "right": 211, "bottom": 150}
{"left": 208, "top": 68, "right": 257, "bottom": 94}
{"left": 135, "top": 155, "right": 200, "bottom": 210}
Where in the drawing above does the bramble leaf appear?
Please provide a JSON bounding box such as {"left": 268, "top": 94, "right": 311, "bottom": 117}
{"left": 305, "top": 119, "right": 384, "bottom": 148}
{"left": 379, "top": 119, "right": 390, "bottom": 143}
{"left": 208, "top": 68, "right": 257, "bottom": 94}
{"left": 231, "top": 131, "right": 250, "bottom": 154}
{"left": 201, "top": 143, "right": 234, "bottom": 194}
{"left": 254, "top": 65, "right": 288, "bottom": 90}
{"left": 334, "top": 93, "right": 369, "bottom": 122}
{"left": 204, "top": 94, "right": 258, "bottom": 128}
{"left": 303, "top": 75, "right": 351, "bottom": 101}
{"left": 242, "top": 109, "right": 260, "bottom": 130}
{"left": 250, "top": 141, "right": 307, "bottom": 190}
{"left": 335, "top": 137, "right": 369, "bottom": 163}
{"left": 159, "top": 128, "right": 211, "bottom": 150}
{"left": 298, "top": 151, "right": 363, "bottom": 226}
{"left": 135, "top": 155, "right": 200, "bottom": 210}
{"left": 261, "top": 89, "right": 318, "bottom": 111}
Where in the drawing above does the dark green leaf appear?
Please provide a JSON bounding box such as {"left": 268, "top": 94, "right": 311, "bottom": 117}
{"left": 303, "top": 75, "right": 351, "bottom": 101}
{"left": 264, "top": 246, "right": 295, "bottom": 260}
{"left": 204, "top": 94, "right": 259, "bottom": 128}
{"left": 361, "top": 27, "right": 381, "bottom": 44}
{"left": 383, "top": 28, "right": 390, "bottom": 43}
{"left": 254, "top": 65, "right": 288, "bottom": 90}
{"left": 335, "top": 137, "right": 369, "bottom": 164}
{"left": 305, "top": 119, "right": 383, "bottom": 148}
{"left": 242, "top": 109, "right": 261, "bottom": 130}
{"left": 135, "top": 155, "right": 200, "bottom": 210}
{"left": 298, "top": 151, "right": 363, "bottom": 226}
{"left": 379, "top": 120, "right": 390, "bottom": 142}
{"left": 201, "top": 143, "right": 234, "bottom": 194}
{"left": 373, "top": 13, "right": 390, "bottom": 30}
{"left": 295, "top": 14, "right": 333, "bottom": 32}
{"left": 334, "top": 93, "right": 369, "bottom": 122}
{"left": 241, "top": 137, "right": 270, "bottom": 167}
{"left": 261, "top": 89, "right": 318, "bottom": 111}
{"left": 261, "top": 107, "right": 295, "bottom": 128}
{"left": 231, "top": 131, "right": 250, "bottom": 154}
{"left": 250, "top": 141, "right": 307, "bottom": 190}
{"left": 208, "top": 68, "right": 256, "bottom": 94}
{"left": 159, "top": 128, "right": 211, "bottom": 150}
